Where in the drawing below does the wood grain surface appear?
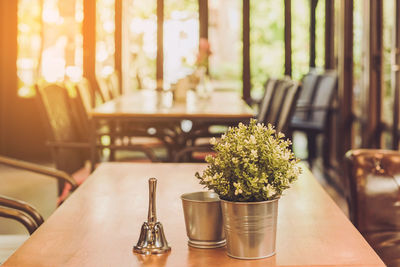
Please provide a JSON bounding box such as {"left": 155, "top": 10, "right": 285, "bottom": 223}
{"left": 3, "top": 163, "right": 385, "bottom": 267}
{"left": 90, "top": 91, "right": 254, "bottom": 119}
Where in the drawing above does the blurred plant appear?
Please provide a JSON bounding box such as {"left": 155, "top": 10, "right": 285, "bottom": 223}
{"left": 196, "top": 38, "right": 212, "bottom": 68}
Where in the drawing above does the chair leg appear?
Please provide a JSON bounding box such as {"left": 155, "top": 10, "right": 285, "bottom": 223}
{"left": 109, "top": 121, "right": 116, "bottom": 161}
{"left": 322, "top": 132, "right": 330, "bottom": 168}
{"left": 307, "top": 132, "right": 317, "bottom": 168}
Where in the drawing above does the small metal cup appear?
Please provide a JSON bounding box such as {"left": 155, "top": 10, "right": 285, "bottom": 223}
{"left": 181, "top": 191, "right": 225, "bottom": 248}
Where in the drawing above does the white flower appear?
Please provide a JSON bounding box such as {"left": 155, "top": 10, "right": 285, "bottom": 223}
{"left": 234, "top": 188, "right": 243, "bottom": 195}
{"left": 203, "top": 175, "right": 212, "bottom": 182}
{"left": 263, "top": 184, "right": 276, "bottom": 198}
{"left": 232, "top": 157, "right": 239, "bottom": 164}
{"left": 282, "top": 150, "right": 290, "bottom": 161}
{"left": 251, "top": 149, "right": 258, "bottom": 158}
{"left": 249, "top": 135, "right": 256, "bottom": 144}
{"left": 210, "top": 137, "right": 217, "bottom": 145}
{"left": 233, "top": 182, "right": 243, "bottom": 195}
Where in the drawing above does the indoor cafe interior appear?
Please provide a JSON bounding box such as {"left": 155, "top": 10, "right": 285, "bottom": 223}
{"left": 0, "top": 0, "right": 399, "bottom": 266}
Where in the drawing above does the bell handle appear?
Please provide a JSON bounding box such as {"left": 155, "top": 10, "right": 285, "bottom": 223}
{"left": 147, "top": 178, "right": 157, "bottom": 224}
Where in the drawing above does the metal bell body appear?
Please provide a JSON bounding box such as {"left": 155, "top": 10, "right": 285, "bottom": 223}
{"left": 133, "top": 222, "right": 171, "bottom": 254}
{"left": 133, "top": 178, "right": 171, "bottom": 255}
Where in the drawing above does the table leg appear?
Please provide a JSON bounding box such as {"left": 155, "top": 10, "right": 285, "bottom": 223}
{"left": 89, "top": 119, "right": 97, "bottom": 172}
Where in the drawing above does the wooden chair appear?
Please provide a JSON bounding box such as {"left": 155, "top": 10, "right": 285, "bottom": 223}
{"left": 76, "top": 77, "right": 172, "bottom": 161}
{"left": 75, "top": 77, "right": 94, "bottom": 111}
{"left": 0, "top": 195, "right": 43, "bottom": 235}
{"left": 345, "top": 149, "right": 400, "bottom": 267}
{"left": 0, "top": 155, "right": 76, "bottom": 263}
{"left": 0, "top": 155, "right": 78, "bottom": 204}
{"left": 289, "top": 71, "right": 337, "bottom": 167}
{"left": 109, "top": 71, "right": 121, "bottom": 98}
{"left": 258, "top": 79, "right": 301, "bottom": 133}
{"left": 35, "top": 84, "right": 90, "bottom": 177}
{"left": 35, "top": 84, "right": 159, "bottom": 174}
{"left": 0, "top": 196, "right": 40, "bottom": 264}
{"left": 96, "top": 76, "right": 113, "bottom": 103}
{"left": 256, "top": 78, "right": 279, "bottom": 121}
{"left": 291, "top": 72, "right": 320, "bottom": 121}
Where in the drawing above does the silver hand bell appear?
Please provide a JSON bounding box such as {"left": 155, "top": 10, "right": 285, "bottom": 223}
{"left": 133, "top": 178, "right": 171, "bottom": 255}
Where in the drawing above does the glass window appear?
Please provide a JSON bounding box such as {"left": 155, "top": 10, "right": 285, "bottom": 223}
{"left": 164, "top": 0, "right": 199, "bottom": 86}
{"left": 96, "top": 0, "right": 115, "bottom": 78}
{"left": 123, "top": 0, "right": 157, "bottom": 90}
{"left": 352, "top": 0, "right": 363, "bottom": 148}
{"left": 17, "top": 0, "right": 83, "bottom": 97}
{"left": 315, "top": 0, "right": 325, "bottom": 68}
{"left": 291, "top": 0, "right": 310, "bottom": 80}
{"left": 381, "top": 0, "right": 395, "bottom": 148}
{"left": 382, "top": 0, "right": 394, "bottom": 124}
{"left": 250, "top": 0, "right": 284, "bottom": 96}
{"left": 208, "top": 0, "right": 242, "bottom": 91}
{"left": 42, "top": 0, "right": 83, "bottom": 82}
{"left": 17, "top": 0, "right": 42, "bottom": 97}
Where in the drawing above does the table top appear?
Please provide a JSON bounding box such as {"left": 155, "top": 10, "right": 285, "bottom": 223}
{"left": 4, "top": 163, "right": 385, "bottom": 267}
{"left": 90, "top": 90, "right": 254, "bottom": 119}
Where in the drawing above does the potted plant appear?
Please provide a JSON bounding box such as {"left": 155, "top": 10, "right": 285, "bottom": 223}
{"left": 196, "top": 119, "right": 301, "bottom": 259}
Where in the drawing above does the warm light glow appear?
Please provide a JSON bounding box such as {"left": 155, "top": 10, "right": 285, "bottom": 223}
{"left": 42, "top": 56, "right": 66, "bottom": 83}
{"left": 42, "top": 1, "right": 63, "bottom": 24}
{"left": 103, "top": 21, "right": 115, "bottom": 33}
{"left": 66, "top": 66, "right": 83, "bottom": 82}
{"left": 18, "top": 0, "right": 202, "bottom": 94}
{"left": 18, "top": 0, "right": 84, "bottom": 94}
{"left": 17, "top": 86, "right": 36, "bottom": 98}
{"left": 100, "top": 65, "right": 115, "bottom": 77}
{"left": 96, "top": 0, "right": 116, "bottom": 78}
{"left": 164, "top": 17, "right": 199, "bottom": 84}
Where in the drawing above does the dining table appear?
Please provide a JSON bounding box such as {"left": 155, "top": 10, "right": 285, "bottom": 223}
{"left": 90, "top": 90, "right": 253, "bottom": 121}
{"left": 88, "top": 90, "right": 255, "bottom": 163}
{"left": 3, "top": 163, "right": 385, "bottom": 267}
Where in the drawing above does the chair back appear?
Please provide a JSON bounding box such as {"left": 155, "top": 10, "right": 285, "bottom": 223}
{"left": 290, "top": 71, "right": 337, "bottom": 130}
{"left": 35, "top": 84, "right": 87, "bottom": 174}
{"left": 275, "top": 82, "right": 301, "bottom": 133}
{"left": 96, "top": 76, "right": 113, "bottom": 102}
{"left": 292, "top": 72, "right": 320, "bottom": 121}
{"left": 70, "top": 86, "right": 91, "bottom": 141}
{"left": 109, "top": 71, "right": 121, "bottom": 98}
{"left": 261, "top": 79, "right": 291, "bottom": 126}
{"left": 75, "top": 77, "right": 94, "bottom": 111}
{"left": 257, "top": 78, "right": 278, "bottom": 122}
{"left": 345, "top": 149, "right": 400, "bottom": 266}
{"left": 309, "top": 72, "right": 337, "bottom": 128}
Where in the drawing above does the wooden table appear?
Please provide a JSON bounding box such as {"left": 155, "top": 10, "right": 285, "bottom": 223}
{"left": 89, "top": 90, "right": 254, "bottom": 162}
{"left": 3, "top": 163, "right": 385, "bottom": 267}
{"left": 90, "top": 90, "right": 254, "bottom": 121}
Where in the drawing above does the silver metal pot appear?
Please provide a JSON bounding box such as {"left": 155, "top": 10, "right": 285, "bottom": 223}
{"left": 220, "top": 198, "right": 279, "bottom": 259}
{"left": 181, "top": 191, "right": 226, "bottom": 248}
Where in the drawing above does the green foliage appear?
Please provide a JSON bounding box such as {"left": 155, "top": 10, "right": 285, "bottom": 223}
{"left": 196, "top": 119, "right": 301, "bottom": 202}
